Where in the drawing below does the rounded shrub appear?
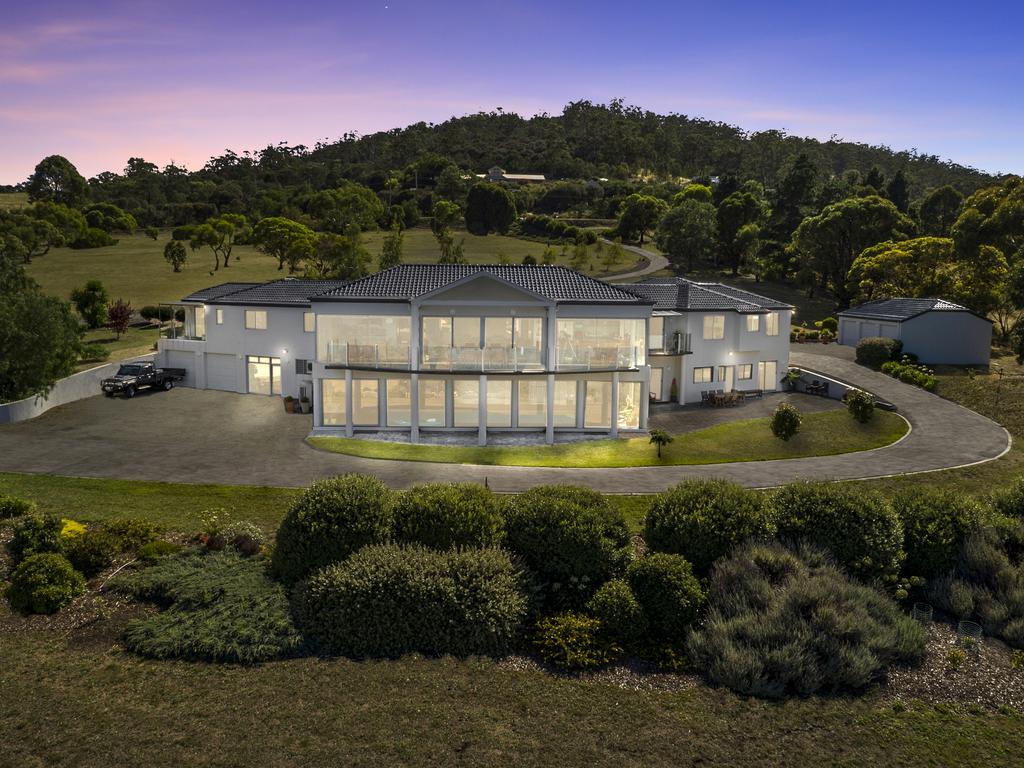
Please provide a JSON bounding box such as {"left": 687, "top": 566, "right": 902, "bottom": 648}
{"left": 295, "top": 544, "right": 528, "bottom": 658}
{"left": 991, "top": 478, "right": 1024, "bottom": 520}
{"left": 893, "top": 490, "right": 985, "bottom": 580}
{"left": 626, "top": 553, "right": 705, "bottom": 642}
{"left": 137, "top": 540, "right": 184, "bottom": 562}
{"left": 5, "top": 553, "right": 86, "bottom": 614}
{"left": 105, "top": 518, "right": 163, "bottom": 551}
{"left": 644, "top": 479, "right": 774, "bottom": 574}
{"left": 272, "top": 474, "right": 396, "bottom": 584}
{"left": 9, "top": 513, "right": 64, "bottom": 566}
{"left": 393, "top": 483, "right": 504, "bottom": 550}
{"left": 770, "top": 482, "right": 904, "bottom": 582}
{"left": 586, "top": 578, "right": 647, "bottom": 646}
{"left": 502, "top": 485, "right": 632, "bottom": 609}
{"left": 0, "top": 494, "right": 36, "bottom": 519}
{"left": 770, "top": 402, "right": 802, "bottom": 441}
{"left": 856, "top": 336, "right": 902, "bottom": 368}
{"left": 533, "top": 613, "right": 618, "bottom": 670}
{"left": 65, "top": 527, "right": 122, "bottom": 577}
{"left": 224, "top": 520, "right": 266, "bottom": 557}
{"left": 845, "top": 389, "right": 876, "bottom": 423}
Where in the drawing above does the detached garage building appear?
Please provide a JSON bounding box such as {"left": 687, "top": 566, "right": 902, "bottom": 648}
{"left": 838, "top": 298, "right": 992, "bottom": 366}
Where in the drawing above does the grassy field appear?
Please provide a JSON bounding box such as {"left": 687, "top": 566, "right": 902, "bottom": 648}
{"left": 24, "top": 229, "right": 638, "bottom": 310}
{"left": 308, "top": 410, "right": 908, "bottom": 468}
{"left": 0, "top": 191, "right": 28, "bottom": 210}
{"left": 76, "top": 324, "right": 160, "bottom": 370}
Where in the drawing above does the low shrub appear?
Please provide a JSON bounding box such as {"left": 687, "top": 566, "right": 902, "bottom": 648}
{"left": 295, "top": 544, "right": 527, "bottom": 658}
{"left": 856, "top": 336, "right": 903, "bottom": 368}
{"left": 9, "top": 513, "right": 64, "bottom": 565}
{"left": 70, "top": 227, "right": 117, "bottom": 249}
{"left": 105, "top": 518, "right": 162, "bottom": 551}
{"left": 626, "top": 553, "right": 705, "bottom": 642}
{"left": 137, "top": 540, "right": 184, "bottom": 562}
{"left": 644, "top": 479, "right": 773, "bottom": 574}
{"left": 5, "top": 553, "right": 85, "bottom": 614}
{"left": 893, "top": 490, "right": 986, "bottom": 580}
{"left": 687, "top": 542, "right": 926, "bottom": 698}
{"left": 816, "top": 317, "right": 838, "bottom": 334}
{"left": 79, "top": 343, "right": 111, "bottom": 363}
{"left": 845, "top": 389, "right": 876, "bottom": 423}
{"left": 60, "top": 518, "right": 86, "bottom": 539}
{"left": 881, "top": 359, "right": 936, "bottom": 391}
{"left": 586, "top": 578, "right": 647, "bottom": 647}
{"left": 224, "top": 520, "right": 265, "bottom": 557}
{"left": 533, "top": 613, "right": 618, "bottom": 670}
{"left": 770, "top": 402, "right": 802, "bottom": 441}
{"left": 272, "top": 474, "right": 396, "bottom": 584}
{"left": 393, "top": 483, "right": 504, "bottom": 550}
{"left": 0, "top": 494, "right": 35, "bottom": 519}
{"left": 991, "top": 478, "right": 1024, "bottom": 520}
{"left": 771, "top": 482, "right": 904, "bottom": 582}
{"left": 65, "top": 527, "right": 122, "bottom": 576}
{"left": 115, "top": 550, "right": 302, "bottom": 663}
{"left": 502, "top": 485, "right": 632, "bottom": 609}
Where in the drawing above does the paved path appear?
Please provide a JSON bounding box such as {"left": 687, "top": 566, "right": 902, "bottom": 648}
{"left": 0, "top": 349, "right": 1009, "bottom": 492}
{"left": 602, "top": 241, "right": 669, "bottom": 282}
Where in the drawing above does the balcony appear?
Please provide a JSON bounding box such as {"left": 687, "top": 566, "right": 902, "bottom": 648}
{"left": 323, "top": 341, "right": 411, "bottom": 369}
{"left": 556, "top": 346, "right": 643, "bottom": 371}
{"left": 421, "top": 345, "right": 545, "bottom": 372}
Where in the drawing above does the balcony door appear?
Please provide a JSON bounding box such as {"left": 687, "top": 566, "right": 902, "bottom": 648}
{"left": 757, "top": 361, "right": 777, "bottom": 392}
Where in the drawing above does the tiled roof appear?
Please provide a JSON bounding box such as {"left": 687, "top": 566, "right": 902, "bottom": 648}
{"left": 180, "top": 283, "right": 261, "bottom": 302}
{"left": 181, "top": 279, "right": 349, "bottom": 307}
{"left": 617, "top": 277, "right": 792, "bottom": 312}
{"left": 317, "top": 265, "right": 647, "bottom": 304}
{"left": 839, "top": 298, "right": 979, "bottom": 322}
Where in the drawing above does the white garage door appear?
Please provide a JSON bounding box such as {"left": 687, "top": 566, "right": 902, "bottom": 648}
{"left": 860, "top": 322, "right": 879, "bottom": 338}
{"left": 206, "top": 353, "right": 239, "bottom": 392}
{"left": 165, "top": 351, "right": 196, "bottom": 386}
{"left": 879, "top": 323, "right": 899, "bottom": 339}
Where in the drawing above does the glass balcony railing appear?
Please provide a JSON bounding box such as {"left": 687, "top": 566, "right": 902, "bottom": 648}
{"left": 555, "top": 346, "right": 643, "bottom": 370}
{"left": 323, "top": 341, "right": 411, "bottom": 368}
{"left": 421, "top": 346, "right": 545, "bottom": 372}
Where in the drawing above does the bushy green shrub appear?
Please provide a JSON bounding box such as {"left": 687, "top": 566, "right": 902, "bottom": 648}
{"left": 9, "top": 513, "right": 63, "bottom": 565}
{"left": 845, "top": 389, "right": 876, "bottom": 423}
{"left": 70, "top": 227, "right": 117, "bottom": 249}
{"left": 115, "top": 550, "right": 301, "bottom": 663}
{"left": 393, "top": 483, "right": 504, "bottom": 550}
{"left": 79, "top": 343, "right": 110, "bottom": 363}
{"left": 137, "top": 540, "right": 184, "bottom": 562}
{"left": 856, "top": 337, "right": 903, "bottom": 368}
{"left": 881, "top": 360, "right": 936, "bottom": 391}
{"left": 5, "top": 553, "right": 85, "bottom": 614}
{"left": 502, "top": 485, "right": 632, "bottom": 609}
{"left": 0, "top": 494, "right": 35, "bottom": 519}
{"left": 65, "top": 527, "right": 121, "bottom": 576}
{"left": 586, "top": 578, "right": 647, "bottom": 646}
{"left": 533, "top": 613, "right": 618, "bottom": 669}
{"left": 626, "top": 553, "right": 705, "bottom": 642}
{"left": 991, "top": 478, "right": 1024, "bottom": 520}
{"left": 893, "top": 490, "right": 985, "bottom": 580}
{"left": 295, "top": 544, "right": 527, "bottom": 658}
{"left": 816, "top": 317, "right": 838, "bottom": 334}
{"left": 224, "top": 520, "right": 265, "bottom": 557}
{"left": 770, "top": 402, "right": 802, "bottom": 441}
{"left": 771, "top": 482, "right": 904, "bottom": 582}
{"left": 644, "top": 479, "right": 774, "bottom": 574}
{"left": 687, "top": 542, "right": 926, "bottom": 698}
{"left": 139, "top": 305, "right": 175, "bottom": 322}
{"left": 272, "top": 474, "right": 395, "bottom": 584}
{"left": 105, "top": 518, "right": 162, "bottom": 551}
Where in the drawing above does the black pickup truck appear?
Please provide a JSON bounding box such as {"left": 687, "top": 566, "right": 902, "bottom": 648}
{"left": 101, "top": 362, "right": 186, "bottom": 398}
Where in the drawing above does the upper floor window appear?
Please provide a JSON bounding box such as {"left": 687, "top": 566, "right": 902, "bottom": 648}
{"left": 649, "top": 316, "right": 665, "bottom": 350}
{"left": 303, "top": 312, "right": 315, "bottom": 333}
{"left": 703, "top": 315, "right": 725, "bottom": 340}
{"left": 245, "top": 310, "right": 267, "bottom": 330}
{"left": 765, "top": 312, "right": 779, "bottom": 336}
{"left": 556, "top": 318, "right": 646, "bottom": 369}
{"left": 745, "top": 315, "right": 760, "bottom": 332}
{"left": 215, "top": 309, "right": 224, "bottom": 325}
{"left": 317, "top": 315, "right": 411, "bottom": 366}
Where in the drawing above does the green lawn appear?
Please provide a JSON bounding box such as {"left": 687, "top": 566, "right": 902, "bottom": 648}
{"left": 76, "top": 324, "right": 160, "bottom": 370}
{"left": 24, "top": 228, "right": 639, "bottom": 310}
{"left": 308, "top": 410, "right": 908, "bottom": 468}
{"left": 0, "top": 631, "right": 1020, "bottom": 767}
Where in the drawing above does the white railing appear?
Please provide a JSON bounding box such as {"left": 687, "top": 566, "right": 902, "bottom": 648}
{"left": 324, "top": 341, "right": 411, "bottom": 368}
{"left": 556, "top": 346, "right": 643, "bottom": 370}
{"left": 421, "top": 345, "right": 545, "bottom": 372}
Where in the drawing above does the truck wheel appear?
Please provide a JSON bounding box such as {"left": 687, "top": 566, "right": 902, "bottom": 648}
{"left": 163, "top": 379, "right": 174, "bottom": 391}
{"left": 104, "top": 391, "right": 114, "bottom": 397}
{"left": 125, "top": 385, "right": 136, "bottom": 398}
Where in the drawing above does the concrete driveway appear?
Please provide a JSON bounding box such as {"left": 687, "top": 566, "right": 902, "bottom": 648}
{"left": 0, "top": 350, "right": 1010, "bottom": 492}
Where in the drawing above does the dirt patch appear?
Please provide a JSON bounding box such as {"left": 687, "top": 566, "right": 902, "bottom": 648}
{"left": 499, "top": 654, "right": 701, "bottom": 694}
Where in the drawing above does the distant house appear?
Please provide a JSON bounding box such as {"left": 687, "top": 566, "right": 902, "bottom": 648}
{"left": 483, "top": 166, "right": 547, "bottom": 183}
{"left": 838, "top": 298, "right": 992, "bottom": 366}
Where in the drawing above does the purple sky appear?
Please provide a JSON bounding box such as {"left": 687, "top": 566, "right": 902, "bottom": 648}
{"left": 2, "top": 1, "right": 1023, "bottom": 183}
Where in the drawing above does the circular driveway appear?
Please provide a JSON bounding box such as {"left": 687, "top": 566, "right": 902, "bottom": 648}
{"left": 0, "top": 348, "right": 1010, "bottom": 492}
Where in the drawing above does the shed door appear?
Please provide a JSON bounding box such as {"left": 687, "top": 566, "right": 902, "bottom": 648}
{"left": 206, "top": 353, "right": 238, "bottom": 391}
{"left": 860, "top": 322, "right": 879, "bottom": 338}
{"left": 878, "top": 323, "right": 899, "bottom": 339}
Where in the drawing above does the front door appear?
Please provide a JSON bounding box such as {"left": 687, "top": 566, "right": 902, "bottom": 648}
{"left": 650, "top": 367, "right": 664, "bottom": 402}
{"left": 246, "top": 356, "right": 281, "bottom": 395}
{"left": 717, "top": 365, "right": 734, "bottom": 392}
{"left": 758, "top": 361, "right": 777, "bottom": 391}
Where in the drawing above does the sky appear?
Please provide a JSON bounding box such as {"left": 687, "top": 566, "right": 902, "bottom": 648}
{"left": 2, "top": 0, "right": 1023, "bottom": 184}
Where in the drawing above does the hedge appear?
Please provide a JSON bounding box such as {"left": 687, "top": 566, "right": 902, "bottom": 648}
{"left": 893, "top": 490, "right": 985, "bottom": 580}
{"left": 880, "top": 360, "right": 936, "bottom": 391}
{"left": 392, "top": 482, "right": 504, "bottom": 550}
{"left": 855, "top": 337, "right": 903, "bottom": 368}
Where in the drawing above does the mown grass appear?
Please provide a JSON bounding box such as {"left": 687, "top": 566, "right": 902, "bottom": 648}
{"left": 76, "top": 325, "right": 159, "bottom": 370}
{"left": 308, "top": 410, "right": 908, "bottom": 468}
{"left": 0, "top": 631, "right": 1021, "bottom": 767}
{"left": 24, "top": 228, "right": 638, "bottom": 310}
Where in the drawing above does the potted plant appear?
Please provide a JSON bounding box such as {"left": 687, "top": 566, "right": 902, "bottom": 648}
{"left": 284, "top": 395, "right": 295, "bottom": 413}
{"left": 669, "top": 378, "right": 679, "bottom": 403}
{"left": 819, "top": 329, "right": 833, "bottom": 344}
{"left": 299, "top": 396, "right": 311, "bottom": 414}
{"left": 781, "top": 368, "right": 802, "bottom": 392}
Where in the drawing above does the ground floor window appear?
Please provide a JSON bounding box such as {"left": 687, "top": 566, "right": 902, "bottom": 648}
{"left": 618, "top": 381, "right": 641, "bottom": 429}
{"left": 553, "top": 380, "right": 577, "bottom": 427}
{"left": 693, "top": 366, "right": 712, "bottom": 384}
{"left": 352, "top": 379, "right": 379, "bottom": 425}
{"left": 738, "top": 364, "right": 753, "bottom": 380}
{"left": 419, "top": 379, "right": 446, "bottom": 427}
{"left": 518, "top": 380, "right": 547, "bottom": 427}
{"left": 584, "top": 380, "right": 612, "bottom": 428}
{"left": 487, "top": 379, "right": 512, "bottom": 428}
{"left": 322, "top": 379, "right": 346, "bottom": 425}
{"left": 650, "top": 367, "right": 664, "bottom": 401}
{"left": 453, "top": 380, "right": 479, "bottom": 427}
{"left": 386, "top": 378, "right": 411, "bottom": 426}
{"left": 247, "top": 356, "right": 280, "bottom": 395}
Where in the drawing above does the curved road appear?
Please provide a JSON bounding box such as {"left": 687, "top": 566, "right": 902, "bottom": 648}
{"left": 602, "top": 240, "right": 670, "bottom": 281}
{"left": 0, "top": 347, "right": 1009, "bottom": 492}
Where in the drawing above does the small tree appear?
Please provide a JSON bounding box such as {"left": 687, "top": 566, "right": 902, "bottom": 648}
{"left": 379, "top": 220, "right": 404, "bottom": 270}
{"left": 163, "top": 240, "right": 188, "bottom": 272}
{"left": 144, "top": 226, "right": 160, "bottom": 240}
{"left": 107, "top": 298, "right": 132, "bottom": 339}
{"left": 770, "top": 402, "right": 802, "bottom": 441}
{"left": 69, "top": 280, "right": 109, "bottom": 328}
{"left": 845, "top": 389, "right": 876, "bottom": 423}
{"left": 649, "top": 428, "right": 674, "bottom": 458}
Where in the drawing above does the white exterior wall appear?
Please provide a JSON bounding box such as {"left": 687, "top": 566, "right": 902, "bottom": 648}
{"left": 899, "top": 313, "right": 992, "bottom": 366}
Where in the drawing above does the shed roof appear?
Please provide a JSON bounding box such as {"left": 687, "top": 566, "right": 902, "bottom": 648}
{"left": 838, "top": 298, "right": 988, "bottom": 322}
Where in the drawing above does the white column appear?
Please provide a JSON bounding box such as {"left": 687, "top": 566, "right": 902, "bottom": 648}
{"left": 344, "top": 368, "right": 353, "bottom": 438}
{"left": 545, "top": 373, "right": 554, "bottom": 444}
{"left": 410, "top": 373, "right": 419, "bottom": 443}
{"left": 639, "top": 368, "right": 650, "bottom": 430}
{"left": 546, "top": 304, "right": 557, "bottom": 371}
{"left": 410, "top": 303, "right": 420, "bottom": 371}
{"left": 312, "top": 377, "right": 322, "bottom": 428}
{"left": 610, "top": 371, "right": 620, "bottom": 438}
{"left": 478, "top": 374, "right": 487, "bottom": 446}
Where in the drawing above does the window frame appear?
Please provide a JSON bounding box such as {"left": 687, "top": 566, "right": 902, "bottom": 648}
{"left": 702, "top": 315, "right": 725, "bottom": 341}
{"left": 738, "top": 363, "right": 753, "bottom": 380}
{"left": 303, "top": 312, "right": 315, "bottom": 333}
{"left": 745, "top": 315, "right": 760, "bottom": 332}
{"left": 693, "top": 366, "right": 713, "bottom": 384}
{"left": 244, "top": 309, "right": 268, "bottom": 330}
{"left": 765, "top": 312, "right": 780, "bottom": 336}
{"left": 215, "top": 308, "right": 224, "bottom": 325}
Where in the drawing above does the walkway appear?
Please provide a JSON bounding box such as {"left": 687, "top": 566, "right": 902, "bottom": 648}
{"left": 602, "top": 241, "right": 669, "bottom": 282}
{"left": 0, "top": 348, "right": 1010, "bottom": 492}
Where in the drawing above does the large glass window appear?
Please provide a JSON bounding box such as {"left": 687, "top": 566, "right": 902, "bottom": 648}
{"left": 703, "top": 315, "right": 724, "bottom": 340}
{"left": 758, "top": 361, "right": 778, "bottom": 391}
{"left": 518, "top": 380, "right": 547, "bottom": 427}
{"left": 557, "top": 318, "right": 645, "bottom": 369}
{"left": 584, "top": 381, "right": 612, "bottom": 428}
{"left": 352, "top": 379, "right": 379, "bottom": 425}
{"left": 318, "top": 315, "right": 410, "bottom": 365}
{"left": 245, "top": 310, "right": 267, "bottom": 330}
{"left": 485, "top": 317, "right": 513, "bottom": 348}
{"left": 618, "top": 382, "right": 641, "bottom": 429}
{"left": 386, "top": 378, "right": 411, "bottom": 426}
{"left": 322, "top": 379, "right": 346, "bottom": 426}
{"left": 246, "top": 356, "right": 280, "bottom": 395}
{"left": 738, "top": 364, "right": 753, "bottom": 380}
{"left": 486, "top": 379, "right": 512, "bottom": 428}
{"left": 649, "top": 316, "right": 664, "bottom": 349}
{"left": 553, "top": 380, "right": 577, "bottom": 427}
{"left": 746, "top": 315, "right": 760, "bottom": 332}
{"left": 765, "top": 312, "right": 779, "bottom": 336}
{"left": 453, "top": 317, "right": 480, "bottom": 348}
{"left": 419, "top": 379, "right": 446, "bottom": 427}
{"left": 453, "top": 380, "right": 479, "bottom": 427}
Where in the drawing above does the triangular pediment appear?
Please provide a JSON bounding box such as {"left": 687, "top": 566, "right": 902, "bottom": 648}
{"left": 416, "top": 272, "right": 550, "bottom": 305}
